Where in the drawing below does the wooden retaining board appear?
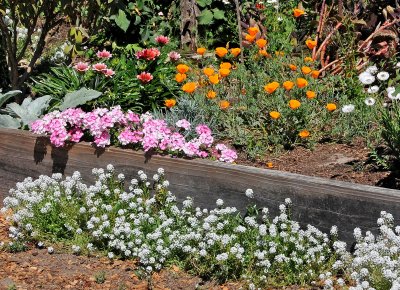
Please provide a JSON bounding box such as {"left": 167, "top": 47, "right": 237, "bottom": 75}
{"left": 0, "top": 128, "right": 399, "bottom": 243}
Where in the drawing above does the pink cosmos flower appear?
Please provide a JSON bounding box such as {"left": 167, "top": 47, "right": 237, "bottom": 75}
{"left": 168, "top": 51, "right": 181, "bottom": 61}
{"left": 155, "top": 35, "right": 170, "bottom": 45}
{"left": 73, "top": 62, "right": 90, "bottom": 73}
{"left": 103, "top": 69, "right": 115, "bottom": 78}
{"left": 135, "top": 48, "right": 160, "bottom": 61}
{"left": 137, "top": 72, "right": 153, "bottom": 84}
{"left": 92, "top": 63, "right": 107, "bottom": 72}
{"left": 96, "top": 49, "right": 112, "bottom": 59}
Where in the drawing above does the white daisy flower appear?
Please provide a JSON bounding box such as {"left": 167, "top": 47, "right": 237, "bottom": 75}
{"left": 364, "top": 97, "right": 375, "bottom": 106}
{"left": 366, "top": 65, "right": 378, "bottom": 74}
{"left": 377, "top": 71, "right": 389, "bottom": 81}
{"left": 341, "top": 104, "right": 355, "bottom": 113}
{"left": 396, "top": 62, "right": 400, "bottom": 68}
{"left": 367, "top": 86, "right": 379, "bottom": 94}
{"left": 358, "top": 72, "right": 375, "bottom": 85}
{"left": 387, "top": 87, "right": 400, "bottom": 100}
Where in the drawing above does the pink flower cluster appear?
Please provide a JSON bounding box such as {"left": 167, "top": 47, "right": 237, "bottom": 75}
{"left": 73, "top": 49, "right": 115, "bottom": 78}
{"left": 30, "top": 107, "right": 237, "bottom": 163}
{"left": 135, "top": 48, "right": 161, "bottom": 61}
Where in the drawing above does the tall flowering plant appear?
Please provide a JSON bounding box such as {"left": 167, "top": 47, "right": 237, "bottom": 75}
{"left": 30, "top": 106, "right": 237, "bottom": 163}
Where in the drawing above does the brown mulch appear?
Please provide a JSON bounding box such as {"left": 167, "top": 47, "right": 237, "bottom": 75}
{"left": 237, "top": 139, "right": 399, "bottom": 189}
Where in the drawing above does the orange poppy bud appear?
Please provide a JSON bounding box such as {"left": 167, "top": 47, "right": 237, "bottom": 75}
{"left": 289, "top": 64, "right": 297, "bottom": 71}
{"left": 293, "top": 8, "right": 305, "bottom": 18}
{"left": 209, "top": 74, "right": 220, "bottom": 85}
{"left": 299, "top": 130, "right": 310, "bottom": 138}
{"left": 283, "top": 81, "right": 295, "bottom": 91}
{"left": 219, "top": 68, "right": 230, "bottom": 77}
{"left": 176, "top": 64, "right": 190, "bottom": 74}
{"left": 215, "top": 47, "right": 228, "bottom": 58}
{"left": 256, "top": 38, "right": 267, "bottom": 48}
{"left": 258, "top": 50, "right": 271, "bottom": 57}
{"left": 296, "top": 78, "right": 308, "bottom": 88}
{"left": 289, "top": 99, "right": 301, "bottom": 110}
{"left": 197, "top": 47, "right": 207, "bottom": 55}
{"left": 266, "top": 162, "right": 273, "bottom": 168}
{"left": 326, "top": 103, "right": 337, "bottom": 111}
{"left": 306, "top": 90, "right": 316, "bottom": 99}
{"left": 220, "top": 62, "right": 232, "bottom": 69}
{"left": 207, "top": 90, "right": 217, "bottom": 99}
{"left": 269, "top": 111, "right": 281, "bottom": 119}
{"left": 245, "top": 34, "right": 256, "bottom": 43}
{"left": 305, "top": 39, "right": 317, "bottom": 49}
{"left": 248, "top": 27, "right": 259, "bottom": 36}
{"left": 275, "top": 51, "right": 284, "bottom": 56}
{"left": 175, "top": 73, "right": 187, "bottom": 83}
{"left": 182, "top": 82, "right": 197, "bottom": 93}
{"left": 164, "top": 99, "right": 176, "bottom": 108}
{"left": 219, "top": 100, "right": 230, "bottom": 110}
{"left": 264, "top": 82, "right": 280, "bottom": 94}
{"left": 301, "top": 66, "right": 312, "bottom": 74}
{"left": 230, "top": 48, "right": 241, "bottom": 57}
{"left": 304, "top": 57, "right": 313, "bottom": 62}
{"left": 311, "top": 70, "right": 320, "bottom": 79}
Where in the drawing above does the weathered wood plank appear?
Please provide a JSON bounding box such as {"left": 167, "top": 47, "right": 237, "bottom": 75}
{"left": 0, "top": 128, "right": 399, "bottom": 243}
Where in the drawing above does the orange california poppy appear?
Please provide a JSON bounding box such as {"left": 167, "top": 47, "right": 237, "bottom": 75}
{"left": 245, "top": 34, "right": 256, "bottom": 43}
{"left": 275, "top": 51, "right": 284, "bottom": 56}
{"left": 258, "top": 50, "right": 271, "bottom": 57}
{"left": 248, "top": 27, "right": 260, "bottom": 36}
{"left": 182, "top": 82, "right": 197, "bottom": 93}
{"left": 266, "top": 162, "right": 273, "bottom": 168}
{"left": 283, "top": 81, "right": 295, "bottom": 91}
{"left": 305, "top": 39, "right": 317, "bottom": 49}
{"left": 197, "top": 47, "right": 207, "bottom": 55}
{"left": 269, "top": 111, "right": 281, "bottom": 119}
{"left": 215, "top": 47, "right": 228, "bottom": 58}
{"left": 311, "top": 70, "right": 320, "bottom": 79}
{"left": 301, "top": 66, "right": 312, "bottom": 75}
{"left": 296, "top": 78, "right": 308, "bottom": 88}
{"left": 165, "top": 99, "right": 176, "bottom": 108}
{"left": 220, "top": 62, "right": 232, "bottom": 69}
{"left": 203, "top": 67, "right": 215, "bottom": 76}
{"left": 299, "top": 130, "right": 310, "bottom": 138}
{"left": 256, "top": 38, "right": 267, "bottom": 48}
{"left": 219, "top": 100, "right": 230, "bottom": 110}
{"left": 207, "top": 90, "right": 217, "bottom": 99}
{"left": 289, "top": 64, "right": 297, "bottom": 71}
{"left": 176, "top": 64, "right": 190, "bottom": 74}
{"left": 304, "top": 57, "right": 313, "bottom": 62}
{"left": 219, "top": 68, "right": 230, "bottom": 77}
{"left": 289, "top": 99, "right": 301, "bottom": 110}
{"left": 230, "top": 48, "right": 241, "bottom": 57}
{"left": 264, "top": 82, "right": 280, "bottom": 94}
{"left": 209, "top": 74, "right": 220, "bottom": 85}
{"left": 293, "top": 8, "right": 305, "bottom": 17}
{"left": 326, "top": 103, "right": 337, "bottom": 111}
{"left": 175, "top": 73, "right": 187, "bottom": 83}
{"left": 306, "top": 90, "right": 316, "bottom": 99}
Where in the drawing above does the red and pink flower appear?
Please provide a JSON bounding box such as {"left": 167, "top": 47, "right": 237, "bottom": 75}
{"left": 92, "top": 63, "right": 108, "bottom": 72}
{"left": 96, "top": 49, "right": 112, "bottom": 59}
{"left": 137, "top": 72, "right": 153, "bottom": 84}
{"left": 155, "top": 35, "right": 170, "bottom": 45}
{"left": 103, "top": 69, "right": 115, "bottom": 78}
{"left": 73, "top": 62, "right": 90, "bottom": 73}
{"left": 135, "top": 48, "right": 160, "bottom": 61}
{"left": 168, "top": 51, "right": 181, "bottom": 61}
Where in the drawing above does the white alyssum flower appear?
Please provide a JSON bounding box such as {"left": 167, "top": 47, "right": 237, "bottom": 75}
{"left": 358, "top": 72, "right": 375, "bottom": 85}
{"left": 367, "top": 85, "right": 379, "bottom": 94}
{"left": 342, "top": 104, "right": 355, "bottom": 113}
{"left": 245, "top": 188, "right": 254, "bottom": 198}
{"left": 366, "top": 65, "right": 378, "bottom": 74}
{"left": 377, "top": 71, "right": 390, "bottom": 81}
{"left": 47, "top": 246, "right": 54, "bottom": 254}
{"left": 364, "top": 97, "right": 375, "bottom": 106}
{"left": 387, "top": 87, "right": 400, "bottom": 100}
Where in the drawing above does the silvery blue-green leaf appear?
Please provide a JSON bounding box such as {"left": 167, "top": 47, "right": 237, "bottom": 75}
{"left": 0, "top": 115, "right": 21, "bottom": 128}
{"left": 0, "top": 90, "right": 21, "bottom": 108}
{"left": 6, "top": 102, "right": 37, "bottom": 125}
{"left": 27, "top": 95, "right": 52, "bottom": 117}
{"left": 21, "top": 97, "right": 32, "bottom": 108}
{"left": 59, "top": 88, "right": 102, "bottom": 111}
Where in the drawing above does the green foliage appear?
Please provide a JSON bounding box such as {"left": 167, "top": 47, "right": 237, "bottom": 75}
{"left": 381, "top": 102, "right": 400, "bottom": 166}
{"left": 59, "top": 88, "right": 102, "bottom": 111}
{"left": 94, "top": 271, "right": 106, "bottom": 284}
{"left": 0, "top": 90, "right": 21, "bottom": 108}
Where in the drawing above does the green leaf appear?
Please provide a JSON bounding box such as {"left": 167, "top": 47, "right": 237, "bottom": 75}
{"left": 114, "top": 9, "right": 130, "bottom": 32}
{"left": 197, "top": 0, "right": 212, "bottom": 8}
{"left": 394, "top": 85, "right": 400, "bottom": 97}
{"left": 212, "top": 8, "right": 225, "bottom": 20}
{"left": 59, "top": 88, "right": 102, "bottom": 111}
{"left": 27, "top": 95, "right": 52, "bottom": 118}
{"left": 198, "top": 9, "right": 214, "bottom": 25}
{"left": 0, "top": 90, "right": 21, "bottom": 108}
{"left": 75, "top": 31, "right": 83, "bottom": 45}
{"left": 0, "top": 115, "right": 21, "bottom": 129}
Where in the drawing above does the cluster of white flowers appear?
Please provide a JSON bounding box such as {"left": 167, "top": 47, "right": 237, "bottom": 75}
{"left": 2, "top": 165, "right": 399, "bottom": 289}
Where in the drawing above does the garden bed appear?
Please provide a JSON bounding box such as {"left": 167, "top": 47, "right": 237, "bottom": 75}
{"left": 1, "top": 127, "right": 399, "bottom": 243}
